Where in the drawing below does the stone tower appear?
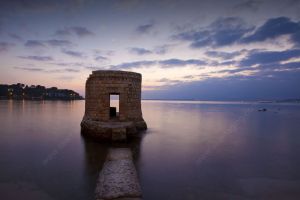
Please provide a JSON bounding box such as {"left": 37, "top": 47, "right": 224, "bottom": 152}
{"left": 81, "top": 70, "right": 147, "bottom": 141}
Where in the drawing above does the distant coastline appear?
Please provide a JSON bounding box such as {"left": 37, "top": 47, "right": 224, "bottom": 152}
{"left": 0, "top": 83, "right": 84, "bottom": 100}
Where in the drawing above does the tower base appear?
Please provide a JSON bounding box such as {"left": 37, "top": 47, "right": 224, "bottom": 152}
{"left": 81, "top": 118, "right": 147, "bottom": 141}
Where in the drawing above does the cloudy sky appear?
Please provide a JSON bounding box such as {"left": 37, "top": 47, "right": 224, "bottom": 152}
{"left": 1, "top": 0, "right": 300, "bottom": 100}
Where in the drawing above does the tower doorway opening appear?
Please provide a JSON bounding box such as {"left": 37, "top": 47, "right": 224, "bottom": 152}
{"left": 109, "top": 93, "right": 119, "bottom": 119}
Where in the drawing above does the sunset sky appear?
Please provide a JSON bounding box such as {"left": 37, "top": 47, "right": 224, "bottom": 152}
{"left": 1, "top": 0, "right": 300, "bottom": 100}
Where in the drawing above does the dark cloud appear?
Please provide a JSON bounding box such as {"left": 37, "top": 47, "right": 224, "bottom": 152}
{"left": 110, "top": 58, "right": 206, "bottom": 70}
{"left": 174, "top": 17, "right": 300, "bottom": 48}
{"left": 143, "top": 70, "right": 300, "bottom": 101}
{"left": 207, "top": 17, "right": 253, "bottom": 46}
{"left": 215, "top": 49, "right": 300, "bottom": 75}
{"left": 280, "top": 61, "right": 300, "bottom": 69}
{"left": 93, "top": 49, "right": 114, "bottom": 62}
{"left": 64, "top": 68, "right": 80, "bottom": 72}
{"left": 292, "top": 30, "right": 300, "bottom": 47}
{"left": 14, "top": 67, "right": 44, "bottom": 72}
{"left": 14, "top": 66, "right": 80, "bottom": 73}
{"left": 129, "top": 45, "right": 174, "bottom": 56}
{"left": 48, "top": 68, "right": 80, "bottom": 73}
{"left": 55, "top": 29, "right": 71, "bottom": 36}
{"left": 211, "top": 60, "right": 237, "bottom": 66}
{"left": 62, "top": 49, "right": 85, "bottom": 58}
{"left": 154, "top": 46, "right": 167, "bottom": 54}
{"left": 114, "top": 0, "right": 142, "bottom": 10}
{"left": 69, "top": 26, "right": 94, "bottom": 37}
{"left": 0, "top": 0, "right": 60, "bottom": 12}
{"left": 111, "top": 60, "right": 156, "bottom": 69}
{"left": 219, "top": 60, "right": 237, "bottom": 66}
{"left": 24, "top": 40, "right": 45, "bottom": 48}
{"left": 0, "top": 0, "right": 89, "bottom": 13}
{"left": 94, "top": 49, "right": 115, "bottom": 56}
{"left": 129, "top": 47, "right": 152, "bottom": 55}
{"left": 24, "top": 39, "right": 72, "bottom": 48}
{"left": 0, "top": 42, "right": 15, "bottom": 52}
{"left": 50, "top": 62, "right": 85, "bottom": 67}
{"left": 174, "top": 29, "right": 210, "bottom": 47}
{"left": 242, "top": 17, "right": 300, "bottom": 43}
{"left": 86, "top": 66, "right": 103, "bottom": 71}
{"left": 233, "top": 0, "right": 261, "bottom": 11}
{"left": 46, "top": 39, "right": 72, "bottom": 47}
{"left": 153, "top": 44, "right": 173, "bottom": 55}
{"left": 240, "top": 49, "right": 300, "bottom": 66}
{"left": 217, "top": 67, "right": 256, "bottom": 74}
{"left": 174, "top": 17, "right": 253, "bottom": 48}
{"left": 205, "top": 50, "right": 242, "bottom": 60}
{"left": 55, "top": 26, "right": 94, "bottom": 37}
{"left": 95, "top": 55, "right": 108, "bottom": 61}
{"left": 256, "top": 61, "right": 300, "bottom": 71}
{"left": 18, "top": 55, "right": 54, "bottom": 61}
{"left": 1, "top": 0, "right": 300, "bottom": 100}
{"left": 158, "top": 59, "right": 206, "bottom": 67}
{"left": 136, "top": 22, "right": 155, "bottom": 34}
{"left": 183, "top": 75, "right": 195, "bottom": 79}
{"left": 9, "top": 33, "right": 23, "bottom": 41}
{"left": 155, "top": 78, "right": 182, "bottom": 86}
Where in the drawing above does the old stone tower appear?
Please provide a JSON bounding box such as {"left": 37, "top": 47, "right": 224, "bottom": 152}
{"left": 81, "top": 70, "right": 147, "bottom": 141}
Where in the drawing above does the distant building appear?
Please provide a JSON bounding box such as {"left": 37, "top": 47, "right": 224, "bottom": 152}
{"left": 0, "top": 83, "right": 83, "bottom": 100}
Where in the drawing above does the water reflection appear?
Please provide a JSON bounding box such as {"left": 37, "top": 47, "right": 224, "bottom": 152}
{"left": 1, "top": 100, "right": 300, "bottom": 199}
{"left": 139, "top": 101, "right": 300, "bottom": 200}
{"left": 80, "top": 131, "right": 144, "bottom": 197}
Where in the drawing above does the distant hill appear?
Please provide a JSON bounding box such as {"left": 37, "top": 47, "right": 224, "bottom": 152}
{"left": 0, "top": 83, "right": 84, "bottom": 100}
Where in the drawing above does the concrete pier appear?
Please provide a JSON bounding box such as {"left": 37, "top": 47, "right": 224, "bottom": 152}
{"left": 95, "top": 148, "right": 142, "bottom": 200}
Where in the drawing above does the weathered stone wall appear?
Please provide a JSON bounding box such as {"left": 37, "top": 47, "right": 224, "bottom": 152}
{"left": 84, "top": 70, "right": 144, "bottom": 122}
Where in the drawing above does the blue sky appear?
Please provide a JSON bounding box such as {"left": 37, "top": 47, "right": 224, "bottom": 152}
{"left": 0, "top": 0, "right": 300, "bottom": 100}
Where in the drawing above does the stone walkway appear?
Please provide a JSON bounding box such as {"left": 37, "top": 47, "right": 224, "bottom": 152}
{"left": 95, "top": 148, "right": 142, "bottom": 200}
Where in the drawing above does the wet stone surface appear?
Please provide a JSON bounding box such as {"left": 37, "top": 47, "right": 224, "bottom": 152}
{"left": 112, "top": 128, "right": 127, "bottom": 141}
{"left": 95, "top": 148, "right": 142, "bottom": 200}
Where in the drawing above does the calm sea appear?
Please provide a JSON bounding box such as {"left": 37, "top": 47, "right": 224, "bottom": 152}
{"left": 1, "top": 100, "right": 300, "bottom": 200}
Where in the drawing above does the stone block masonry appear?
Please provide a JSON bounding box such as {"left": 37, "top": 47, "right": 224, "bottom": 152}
{"left": 81, "top": 70, "right": 147, "bottom": 141}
